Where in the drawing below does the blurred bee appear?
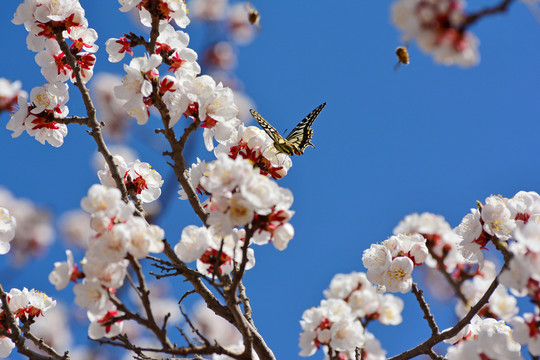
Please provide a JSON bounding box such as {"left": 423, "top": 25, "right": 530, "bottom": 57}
{"left": 394, "top": 46, "right": 410, "bottom": 71}
{"left": 246, "top": 2, "right": 261, "bottom": 28}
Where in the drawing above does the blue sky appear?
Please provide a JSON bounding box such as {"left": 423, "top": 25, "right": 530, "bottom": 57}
{"left": 1, "top": 0, "right": 540, "bottom": 359}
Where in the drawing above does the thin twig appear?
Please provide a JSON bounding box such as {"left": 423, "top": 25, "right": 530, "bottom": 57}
{"left": 387, "top": 269, "right": 502, "bottom": 360}
{"left": 179, "top": 305, "right": 211, "bottom": 346}
{"left": 411, "top": 283, "right": 439, "bottom": 335}
{"left": 0, "top": 284, "right": 69, "bottom": 360}
{"left": 55, "top": 115, "right": 89, "bottom": 126}
{"left": 229, "top": 226, "right": 256, "bottom": 297}
{"left": 238, "top": 281, "right": 254, "bottom": 326}
{"left": 53, "top": 29, "right": 138, "bottom": 214}
{"left": 461, "top": 0, "right": 515, "bottom": 29}
{"left": 427, "top": 348, "right": 444, "bottom": 360}
{"left": 426, "top": 245, "right": 467, "bottom": 303}
{"left": 22, "top": 330, "right": 71, "bottom": 359}
{"left": 128, "top": 255, "right": 173, "bottom": 349}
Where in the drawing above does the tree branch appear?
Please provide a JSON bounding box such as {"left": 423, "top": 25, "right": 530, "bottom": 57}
{"left": 53, "top": 29, "right": 145, "bottom": 217}
{"left": 461, "top": 0, "right": 516, "bottom": 29}
{"left": 0, "top": 284, "right": 70, "bottom": 360}
{"left": 426, "top": 245, "right": 467, "bottom": 303}
{"left": 411, "top": 283, "right": 439, "bottom": 335}
{"left": 388, "top": 269, "right": 502, "bottom": 360}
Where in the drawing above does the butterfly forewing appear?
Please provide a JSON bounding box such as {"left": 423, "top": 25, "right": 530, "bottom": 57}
{"left": 249, "top": 109, "right": 296, "bottom": 155}
{"left": 285, "top": 103, "right": 326, "bottom": 153}
{"left": 249, "top": 109, "right": 282, "bottom": 143}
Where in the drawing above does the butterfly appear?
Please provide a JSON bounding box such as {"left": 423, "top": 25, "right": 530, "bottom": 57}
{"left": 249, "top": 103, "right": 326, "bottom": 156}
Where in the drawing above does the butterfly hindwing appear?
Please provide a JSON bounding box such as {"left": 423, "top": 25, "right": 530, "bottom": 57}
{"left": 285, "top": 103, "right": 326, "bottom": 154}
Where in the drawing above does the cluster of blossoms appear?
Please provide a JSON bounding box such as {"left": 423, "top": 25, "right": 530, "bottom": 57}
{"left": 175, "top": 155, "right": 294, "bottom": 275}
{"left": 49, "top": 184, "right": 165, "bottom": 339}
{"left": 216, "top": 124, "right": 293, "bottom": 179}
{"left": 391, "top": 0, "right": 479, "bottom": 67}
{"left": 188, "top": 0, "right": 260, "bottom": 121}
{"left": 8, "top": 0, "right": 99, "bottom": 146}
{"left": 108, "top": 20, "right": 242, "bottom": 152}
{"left": 119, "top": 0, "right": 190, "bottom": 28}
{"left": 105, "top": 0, "right": 245, "bottom": 153}
{"left": 393, "top": 212, "right": 465, "bottom": 271}
{"left": 0, "top": 187, "right": 54, "bottom": 264}
{"left": 0, "top": 288, "right": 56, "bottom": 358}
{"left": 299, "top": 272, "right": 395, "bottom": 359}
{"left": 455, "top": 191, "right": 540, "bottom": 304}
{"left": 444, "top": 316, "right": 521, "bottom": 359}
{"left": 98, "top": 154, "right": 164, "bottom": 203}
{"left": 362, "top": 233, "right": 428, "bottom": 293}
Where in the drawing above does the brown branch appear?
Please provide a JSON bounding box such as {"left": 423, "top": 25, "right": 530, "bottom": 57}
{"left": 148, "top": 0, "right": 161, "bottom": 53}
{"left": 178, "top": 305, "right": 210, "bottom": 346}
{"left": 162, "top": 241, "right": 234, "bottom": 323}
{"left": 229, "top": 226, "right": 256, "bottom": 296}
{"left": 491, "top": 237, "right": 513, "bottom": 264}
{"left": 161, "top": 240, "right": 275, "bottom": 359}
{"left": 96, "top": 330, "right": 242, "bottom": 359}
{"left": 426, "top": 245, "right": 467, "bottom": 303}
{"left": 461, "top": 0, "right": 515, "bottom": 29}
{"left": 427, "top": 348, "right": 444, "bottom": 360}
{"left": 142, "top": 8, "right": 207, "bottom": 224}
{"left": 108, "top": 292, "right": 149, "bottom": 325}
{"left": 387, "top": 269, "right": 502, "bottom": 360}
{"left": 238, "top": 281, "right": 254, "bottom": 326}
{"left": 22, "top": 330, "right": 70, "bottom": 359}
{"left": 135, "top": 6, "right": 272, "bottom": 358}
{"left": 0, "top": 284, "right": 69, "bottom": 360}
{"left": 55, "top": 115, "right": 89, "bottom": 126}
{"left": 157, "top": 115, "right": 208, "bottom": 224}
{"left": 53, "top": 29, "right": 146, "bottom": 217}
{"left": 219, "top": 226, "right": 279, "bottom": 359}
{"left": 127, "top": 254, "right": 173, "bottom": 350}
{"left": 411, "top": 283, "right": 439, "bottom": 335}
{"left": 221, "top": 275, "right": 254, "bottom": 358}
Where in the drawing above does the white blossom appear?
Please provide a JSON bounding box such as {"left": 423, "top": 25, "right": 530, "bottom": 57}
{"left": 482, "top": 195, "right": 516, "bottom": 241}
{"left": 174, "top": 225, "right": 213, "bottom": 262}
{"left": 299, "top": 299, "right": 365, "bottom": 357}
{"left": 49, "top": 250, "right": 76, "bottom": 290}
{"left": 509, "top": 312, "right": 540, "bottom": 356}
{"left": 0, "top": 207, "right": 16, "bottom": 254}
{"left": 392, "top": 0, "right": 479, "bottom": 67}
{"left": 182, "top": 75, "right": 240, "bottom": 151}
{"left": 115, "top": 54, "right": 162, "bottom": 124}
{"left": 73, "top": 279, "right": 109, "bottom": 315}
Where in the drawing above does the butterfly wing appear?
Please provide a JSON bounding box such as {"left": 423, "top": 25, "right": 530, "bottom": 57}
{"left": 250, "top": 109, "right": 296, "bottom": 155}
{"left": 249, "top": 109, "right": 283, "bottom": 143}
{"left": 285, "top": 102, "right": 326, "bottom": 154}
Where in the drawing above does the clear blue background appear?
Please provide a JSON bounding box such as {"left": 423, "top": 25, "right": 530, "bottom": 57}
{"left": 1, "top": 0, "right": 540, "bottom": 359}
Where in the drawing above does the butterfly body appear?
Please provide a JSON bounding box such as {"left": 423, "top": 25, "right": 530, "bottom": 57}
{"left": 249, "top": 103, "right": 326, "bottom": 156}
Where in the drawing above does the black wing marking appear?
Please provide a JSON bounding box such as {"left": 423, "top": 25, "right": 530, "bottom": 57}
{"left": 249, "top": 109, "right": 284, "bottom": 143}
